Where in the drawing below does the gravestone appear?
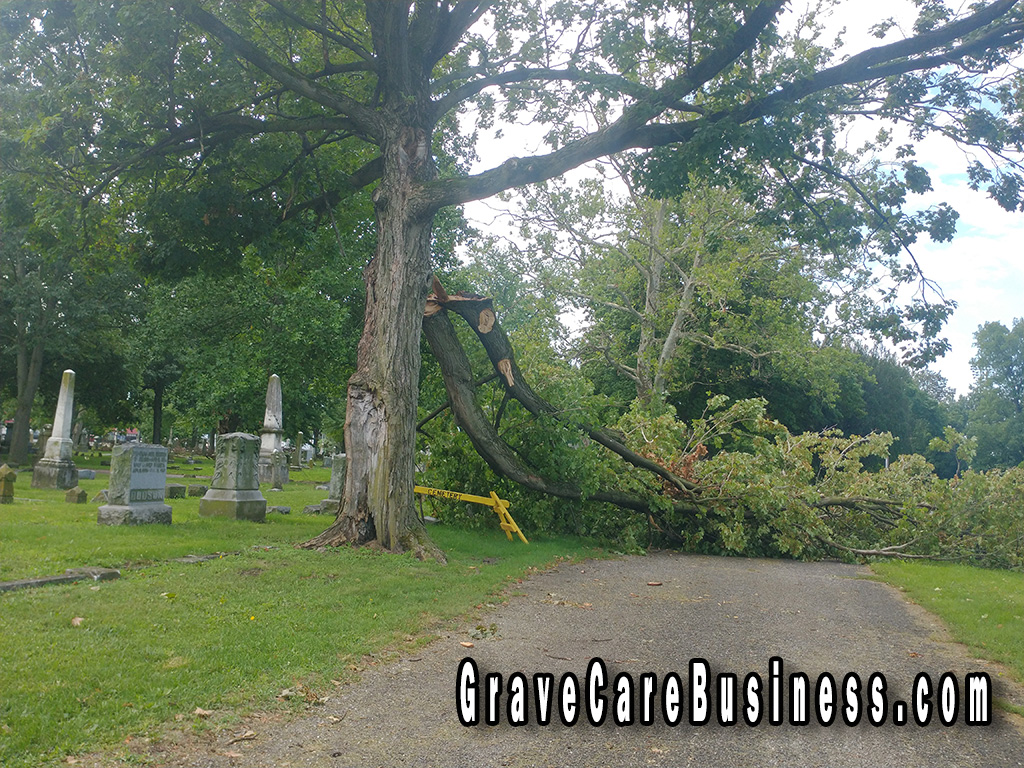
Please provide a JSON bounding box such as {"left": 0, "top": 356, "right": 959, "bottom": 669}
{"left": 269, "top": 449, "right": 287, "bottom": 489}
{"left": 33, "top": 425, "right": 52, "bottom": 466}
{"left": 31, "top": 370, "right": 79, "bottom": 489}
{"left": 166, "top": 483, "right": 186, "bottom": 499}
{"left": 97, "top": 443, "right": 172, "bottom": 525}
{"left": 0, "top": 464, "right": 15, "bottom": 504}
{"left": 258, "top": 374, "right": 289, "bottom": 485}
{"left": 65, "top": 487, "right": 87, "bottom": 504}
{"left": 187, "top": 484, "right": 208, "bottom": 497}
{"left": 198, "top": 433, "right": 266, "bottom": 522}
{"left": 320, "top": 452, "right": 347, "bottom": 513}
{"left": 289, "top": 431, "right": 305, "bottom": 471}
{"left": 78, "top": 469, "right": 96, "bottom": 480}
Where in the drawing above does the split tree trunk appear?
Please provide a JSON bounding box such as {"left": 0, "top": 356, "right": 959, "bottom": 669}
{"left": 302, "top": 127, "right": 444, "bottom": 562}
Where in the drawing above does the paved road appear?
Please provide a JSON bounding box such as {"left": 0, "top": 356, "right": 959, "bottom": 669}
{"left": 147, "top": 553, "right": 1024, "bottom": 767}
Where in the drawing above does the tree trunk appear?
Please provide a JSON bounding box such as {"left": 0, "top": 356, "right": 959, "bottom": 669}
{"left": 302, "top": 126, "right": 444, "bottom": 562}
{"left": 9, "top": 339, "right": 44, "bottom": 465}
{"left": 152, "top": 382, "right": 164, "bottom": 445}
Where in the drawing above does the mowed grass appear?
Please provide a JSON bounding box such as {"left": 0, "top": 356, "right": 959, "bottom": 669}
{"left": 0, "top": 459, "right": 329, "bottom": 580}
{"left": 871, "top": 561, "right": 1024, "bottom": 692}
{"left": 0, "top": 459, "right": 603, "bottom": 768}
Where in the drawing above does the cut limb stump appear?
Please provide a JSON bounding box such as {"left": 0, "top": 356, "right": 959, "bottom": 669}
{"left": 478, "top": 308, "right": 496, "bottom": 333}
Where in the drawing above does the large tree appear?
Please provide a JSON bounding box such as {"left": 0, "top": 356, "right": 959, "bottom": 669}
{"left": 4, "top": 1, "right": 1024, "bottom": 557}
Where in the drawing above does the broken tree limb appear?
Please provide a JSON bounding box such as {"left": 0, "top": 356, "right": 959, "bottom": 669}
{"left": 811, "top": 496, "right": 935, "bottom": 512}
{"left": 814, "top": 536, "right": 941, "bottom": 560}
{"left": 431, "top": 284, "right": 699, "bottom": 499}
{"left": 422, "top": 308, "right": 704, "bottom": 520}
{"left": 422, "top": 287, "right": 942, "bottom": 558}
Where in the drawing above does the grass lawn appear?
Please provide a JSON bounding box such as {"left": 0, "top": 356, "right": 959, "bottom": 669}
{"left": 0, "top": 458, "right": 604, "bottom": 768}
{"left": 870, "top": 561, "right": 1024, "bottom": 711}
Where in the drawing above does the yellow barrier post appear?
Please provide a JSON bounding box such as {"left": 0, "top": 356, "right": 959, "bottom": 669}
{"left": 413, "top": 485, "right": 528, "bottom": 543}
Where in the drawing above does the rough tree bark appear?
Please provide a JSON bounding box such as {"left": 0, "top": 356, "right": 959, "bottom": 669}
{"left": 301, "top": 125, "right": 445, "bottom": 562}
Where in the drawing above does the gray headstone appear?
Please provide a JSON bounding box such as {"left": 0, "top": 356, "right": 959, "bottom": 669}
{"left": 199, "top": 433, "right": 266, "bottom": 522}
{"left": 166, "top": 483, "right": 186, "bottom": 499}
{"left": 97, "top": 443, "right": 172, "bottom": 525}
{"left": 77, "top": 469, "right": 96, "bottom": 480}
{"left": 321, "top": 452, "right": 346, "bottom": 510}
{"left": 258, "top": 374, "right": 288, "bottom": 485}
{"left": 32, "top": 370, "right": 79, "bottom": 490}
{"left": 269, "top": 449, "right": 288, "bottom": 490}
{"left": 187, "top": 484, "right": 208, "bottom": 497}
{"left": 290, "top": 431, "right": 305, "bottom": 470}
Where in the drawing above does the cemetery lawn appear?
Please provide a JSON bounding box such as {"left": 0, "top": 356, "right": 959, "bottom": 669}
{"left": 871, "top": 561, "right": 1024, "bottom": 711}
{"left": 0, "top": 461, "right": 604, "bottom": 768}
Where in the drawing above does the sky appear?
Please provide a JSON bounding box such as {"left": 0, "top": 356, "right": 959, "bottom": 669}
{"left": 463, "top": 0, "right": 1024, "bottom": 398}
{"left": 821, "top": 0, "right": 1024, "bottom": 396}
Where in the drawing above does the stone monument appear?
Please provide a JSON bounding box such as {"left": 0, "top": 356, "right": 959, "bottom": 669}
{"left": 97, "top": 443, "right": 173, "bottom": 525}
{"left": 320, "top": 452, "right": 346, "bottom": 514}
{"left": 199, "top": 433, "right": 266, "bottom": 522}
{"left": 0, "top": 464, "right": 15, "bottom": 504}
{"left": 290, "top": 431, "right": 305, "bottom": 471}
{"left": 31, "top": 370, "right": 79, "bottom": 489}
{"left": 258, "top": 374, "right": 289, "bottom": 486}
{"left": 269, "top": 449, "right": 287, "bottom": 489}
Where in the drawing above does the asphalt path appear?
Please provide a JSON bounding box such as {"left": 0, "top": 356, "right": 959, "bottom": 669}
{"left": 146, "top": 553, "right": 1024, "bottom": 768}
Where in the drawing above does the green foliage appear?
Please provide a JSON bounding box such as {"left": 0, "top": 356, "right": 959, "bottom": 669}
{"left": 965, "top": 319, "right": 1024, "bottom": 470}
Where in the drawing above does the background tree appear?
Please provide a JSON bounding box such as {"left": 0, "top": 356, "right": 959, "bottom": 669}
{"left": 966, "top": 319, "right": 1024, "bottom": 469}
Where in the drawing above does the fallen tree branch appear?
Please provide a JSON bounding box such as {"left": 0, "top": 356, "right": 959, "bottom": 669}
{"left": 431, "top": 283, "right": 699, "bottom": 499}
{"left": 422, "top": 308, "right": 704, "bottom": 519}
{"left": 417, "top": 372, "right": 499, "bottom": 432}
{"left": 814, "top": 536, "right": 941, "bottom": 560}
{"left": 812, "top": 496, "right": 935, "bottom": 512}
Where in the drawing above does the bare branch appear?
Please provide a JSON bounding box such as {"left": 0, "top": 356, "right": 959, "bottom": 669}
{"left": 180, "top": 1, "right": 385, "bottom": 140}
{"left": 261, "top": 0, "right": 376, "bottom": 61}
